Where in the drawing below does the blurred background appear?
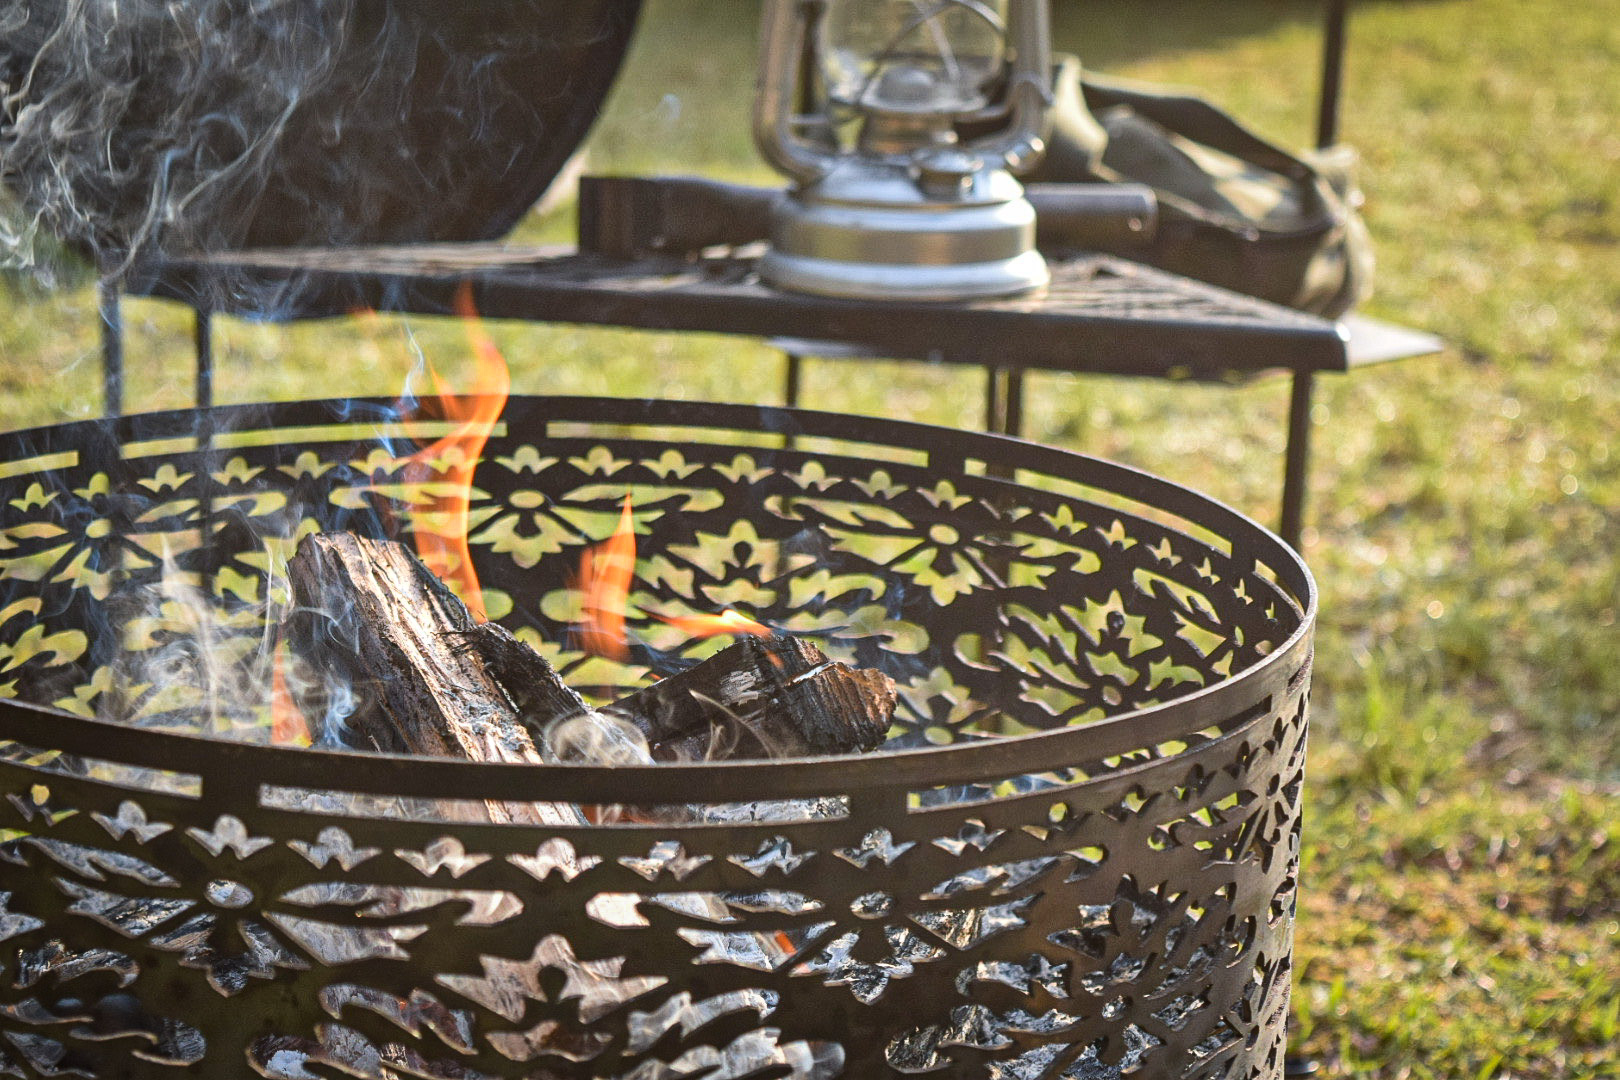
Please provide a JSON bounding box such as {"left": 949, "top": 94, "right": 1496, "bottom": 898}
{"left": 2, "top": 1, "right": 1616, "bottom": 1075}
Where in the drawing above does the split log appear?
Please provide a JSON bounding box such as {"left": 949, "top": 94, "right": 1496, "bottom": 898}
{"left": 606, "top": 635, "right": 894, "bottom": 761}
{"left": 462, "top": 619, "right": 599, "bottom": 728}
{"left": 471, "top": 626, "right": 894, "bottom": 762}
{"left": 285, "top": 532, "right": 897, "bottom": 771}
{"left": 282, "top": 532, "right": 578, "bottom": 828}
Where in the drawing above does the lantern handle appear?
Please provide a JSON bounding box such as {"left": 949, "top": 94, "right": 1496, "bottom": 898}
{"left": 961, "top": 0, "right": 1052, "bottom": 174}
{"left": 755, "top": 0, "right": 839, "bottom": 185}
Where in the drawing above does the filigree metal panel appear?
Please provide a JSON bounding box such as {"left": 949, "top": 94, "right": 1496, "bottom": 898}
{"left": 0, "top": 398, "right": 1313, "bottom": 1079}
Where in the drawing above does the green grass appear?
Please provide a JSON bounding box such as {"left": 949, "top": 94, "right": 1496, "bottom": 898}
{"left": 3, "top": 0, "right": 1618, "bottom": 1076}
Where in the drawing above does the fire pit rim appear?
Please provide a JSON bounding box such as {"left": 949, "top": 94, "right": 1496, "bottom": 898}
{"left": 0, "top": 395, "right": 1315, "bottom": 805}
{"left": 0, "top": 658, "right": 1303, "bottom": 806}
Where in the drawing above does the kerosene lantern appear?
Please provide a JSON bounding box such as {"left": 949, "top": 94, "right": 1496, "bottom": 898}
{"left": 753, "top": 0, "right": 1053, "bottom": 300}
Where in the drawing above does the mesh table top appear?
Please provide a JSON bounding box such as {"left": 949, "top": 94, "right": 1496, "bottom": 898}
{"left": 135, "top": 244, "right": 1350, "bottom": 381}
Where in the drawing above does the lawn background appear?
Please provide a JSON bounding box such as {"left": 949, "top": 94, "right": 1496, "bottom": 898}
{"left": 2, "top": 1, "right": 1617, "bottom": 1076}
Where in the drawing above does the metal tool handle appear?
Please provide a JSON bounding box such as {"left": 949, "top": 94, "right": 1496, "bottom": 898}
{"left": 578, "top": 176, "right": 779, "bottom": 259}
{"left": 1025, "top": 182, "right": 1158, "bottom": 251}
{"left": 578, "top": 175, "right": 1157, "bottom": 259}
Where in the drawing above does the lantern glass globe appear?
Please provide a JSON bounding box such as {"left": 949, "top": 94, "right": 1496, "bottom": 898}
{"left": 820, "top": 0, "right": 1010, "bottom": 115}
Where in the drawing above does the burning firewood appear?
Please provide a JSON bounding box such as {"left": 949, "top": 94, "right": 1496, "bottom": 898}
{"left": 474, "top": 623, "right": 893, "bottom": 762}
{"left": 282, "top": 531, "right": 575, "bottom": 827}
{"left": 284, "top": 532, "right": 896, "bottom": 768}
{"left": 609, "top": 633, "right": 893, "bottom": 760}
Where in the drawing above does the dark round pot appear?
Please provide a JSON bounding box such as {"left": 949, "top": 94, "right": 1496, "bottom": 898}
{"left": 0, "top": 0, "right": 642, "bottom": 259}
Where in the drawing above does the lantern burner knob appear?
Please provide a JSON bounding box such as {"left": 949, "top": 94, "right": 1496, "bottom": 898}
{"left": 915, "top": 148, "right": 985, "bottom": 199}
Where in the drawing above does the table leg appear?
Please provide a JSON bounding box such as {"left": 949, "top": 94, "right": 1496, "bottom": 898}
{"left": 195, "top": 309, "right": 214, "bottom": 410}
{"left": 99, "top": 278, "right": 123, "bottom": 419}
{"left": 783, "top": 351, "right": 804, "bottom": 408}
{"left": 1279, "top": 370, "right": 1316, "bottom": 550}
{"left": 1004, "top": 368, "right": 1025, "bottom": 438}
{"left": 1317, "top": 0, "right": 1351, "bottom": 150}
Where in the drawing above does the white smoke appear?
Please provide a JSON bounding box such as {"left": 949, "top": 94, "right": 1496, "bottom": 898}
{"left": 1, "top": 0, "right": 357, "bottom": 276}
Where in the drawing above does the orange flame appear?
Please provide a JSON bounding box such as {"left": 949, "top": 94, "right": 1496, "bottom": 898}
{"left": 574, "top": 494, "right": 637, "bottom": 661}
{"left": 401, "top": 283, "right": 510, "bottom": 622}
{"left": 653, "top": 609, "right": 773, "bottom": 640}
{"left": 270, "top": 641, "right": 312, "bottom": 746}
{"left": 572, "top": 496, "right": 779, "bottom": 659}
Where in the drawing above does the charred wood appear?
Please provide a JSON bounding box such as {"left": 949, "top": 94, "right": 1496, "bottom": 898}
{"left": 281, "top": 532, "right": 579, "bottom": 828}
{"left": 603, "top": 635, "right": 894, "bottom": 761}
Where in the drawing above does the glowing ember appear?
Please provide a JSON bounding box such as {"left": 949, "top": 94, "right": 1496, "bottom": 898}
{"left": 574, "top": 494, "right": 637, "bottom": 661}
{"left": 653, "top": 608, "right": 772, "bottom": 640}
{"left": 400, "top": 283, "right": 510, "bottom": 622}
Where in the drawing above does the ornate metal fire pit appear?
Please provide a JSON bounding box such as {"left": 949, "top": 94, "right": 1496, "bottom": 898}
{"left": 0, "top": 397, "right": 1312, "bottom": 1079}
